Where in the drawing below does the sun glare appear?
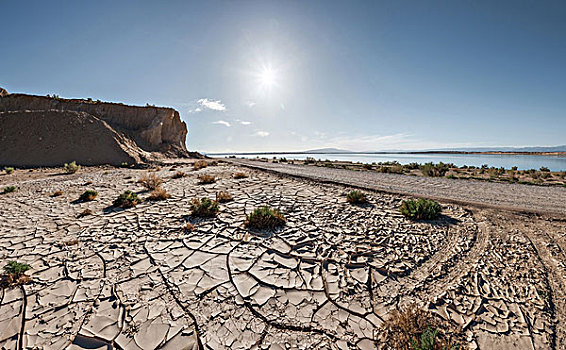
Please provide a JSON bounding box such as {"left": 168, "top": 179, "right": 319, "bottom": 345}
{"left": 256, "top": 65, "right": 279, "bottom": 91}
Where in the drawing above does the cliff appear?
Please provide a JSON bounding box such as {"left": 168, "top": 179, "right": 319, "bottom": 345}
{"left": 0, "top": 93, "right": 188, "bottom": 155}
{"left": 0, "top": 90, "right": 192, "bottom": 166}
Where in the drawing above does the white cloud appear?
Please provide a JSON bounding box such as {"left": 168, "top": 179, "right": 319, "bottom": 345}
{"left": 190, "top": 98, "right": 226, "bottom": 113}
{"left": 246, "top": 101, "right": 256, "bottom": 108}
{"left": 212, "top": 120, "right": 231, "bottom": 127}
{"left": 254, "top": 131, "right": 270, "bottom": 137}
{"left": 236, "top": 119, "right": 252, "bottom": 125}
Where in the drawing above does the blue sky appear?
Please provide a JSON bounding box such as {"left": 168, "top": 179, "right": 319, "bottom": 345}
{"left": 2, "top": 0, "right": 565, "bottom": 152}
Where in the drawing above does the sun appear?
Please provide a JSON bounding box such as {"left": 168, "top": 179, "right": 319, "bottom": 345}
{"left": 256, "top": 66, "right": 278, "bottom": 90}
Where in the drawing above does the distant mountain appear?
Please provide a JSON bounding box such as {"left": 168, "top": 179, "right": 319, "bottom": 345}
{"left": 304, "top": 148, "right": 352, "bottom": 153}
{"left": 429, "top": 145, "right": 566, "bottom": 153}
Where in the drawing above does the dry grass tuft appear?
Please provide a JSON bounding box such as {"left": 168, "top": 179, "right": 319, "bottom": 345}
{"left": 183, "top": 223, "right": 195, "bottom": 233}
{"left": 147, "top": 187, "right": 171, "bottom": 201}
{"left": 78, "top": 209, "right": 93, "bottom": 218}
{"left": 233, "top": 172, "right": 248, "bottom": 179}
{"left": 172, "top": 171, "right": 187, "bottom": 179}
{"left": 51, "top": 190, "right": 64, "bottom": 197}
{"left": 376, "top": 304, "right": 464, "bottom": 350}
{"left": 193, "top": 160, "right": 209, "bottom": 170}
{"left": 64, "top": 239, "right": 80, "bottom": 246}
{"left": 216, "top": 191, "right": 233, "bottom": 203}
{"left": 198, "top": 174, "right": 216, "bottom": 184}
{"left": 138, "top": 172, "right": 163, "bottom": 191}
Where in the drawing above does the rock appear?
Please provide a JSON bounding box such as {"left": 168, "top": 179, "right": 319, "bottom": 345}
{"left": 0, "top": 92, "right": 191, "bottom": 166}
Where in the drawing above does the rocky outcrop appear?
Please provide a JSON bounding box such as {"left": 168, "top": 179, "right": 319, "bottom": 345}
{"left": 0, "top": 91, "right": 192, "bottom": 166}
{"left": 0, "top": 87, "right": 8, "bottom": 97}
{"left": 0, "top": 110, "right": 146, "bottom": 166}
{"left": 0, "top": 93, "right": 188, "bottom": 155}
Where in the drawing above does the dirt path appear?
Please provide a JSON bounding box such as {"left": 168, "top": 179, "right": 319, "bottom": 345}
{"left": 225, "top": 158, "right": 566, "bottom": 216}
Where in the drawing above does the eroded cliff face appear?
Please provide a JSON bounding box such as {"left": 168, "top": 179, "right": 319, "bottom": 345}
{"left": 0, "top": 93, "right": 188, "bottom": 156}
{"left": 0, "top": 110, "right": 145, "bottom": 166}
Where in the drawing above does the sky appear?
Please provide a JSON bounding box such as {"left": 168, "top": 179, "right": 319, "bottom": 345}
{"left": 2, "top": 0, "right": 565, "bottom": 152}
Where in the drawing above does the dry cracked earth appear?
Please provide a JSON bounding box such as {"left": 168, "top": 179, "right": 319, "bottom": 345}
{"left": 0, "top": 162, "right": 565, "bottom": 349}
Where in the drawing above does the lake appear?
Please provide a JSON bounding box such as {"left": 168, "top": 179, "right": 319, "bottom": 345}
{"left": 212, "top": 153, "right": 566, "bottom": 171}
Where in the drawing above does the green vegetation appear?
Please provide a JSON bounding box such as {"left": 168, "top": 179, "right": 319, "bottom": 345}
{"left": 4, "top": 261, "right": 30, "bottom": 276}
{"left": 113, "top": 190, "right": 142, "bottom": 208}
{"left": 400, "top": 198, "right": 442, "bottom": 220}
{"left": 421, "top": 162, "right": 449, "bottom": 177}
{"left": 245, "top": 206, "right": 286, "bottom": 230}
{"left": 190, "top": 197, "right": 219, "bottom": 217}
{"left": 346, "top": 190, "right": 367, "bottom": 204}
{"left": 79, "top": 190, "right": 98, "bottom": 201}
{"left": 4, "top": 167, "right": 14, "bottom": 174}
{"left": 120, "top": 162, "right": 129, "bottom": 168}
{"left": 410, "top": 327, "right": 440, "bottom": 350}
{"left": 1, "top": 261, "right": 32, "bottom": 287}
{"left": 64, "top": 161, "right": 80, "bottom": 174}
{"left": 2, "top": 186, "right": 17, "bottom": 194}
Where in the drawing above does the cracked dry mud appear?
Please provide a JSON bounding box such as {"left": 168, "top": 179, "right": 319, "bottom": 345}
{"left": 0, "top": 162, "right": 564, "bottom": 349}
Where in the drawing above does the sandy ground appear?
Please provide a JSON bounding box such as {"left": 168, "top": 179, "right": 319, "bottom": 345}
{"left": 0, "top": 161, "right": 565, "bottom": 349}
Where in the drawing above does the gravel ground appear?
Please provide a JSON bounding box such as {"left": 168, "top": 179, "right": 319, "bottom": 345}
{"left": 225, "top": 158, "right": 566, "bottom": 215}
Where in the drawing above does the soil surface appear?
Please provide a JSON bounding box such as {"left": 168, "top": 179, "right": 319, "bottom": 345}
{"left": 0, "top": 161, "right": 564, "bottom": 349}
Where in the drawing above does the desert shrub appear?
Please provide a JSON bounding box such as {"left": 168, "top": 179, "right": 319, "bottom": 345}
{"left": 233, "top": 172, "right": 248, "bottom": 179}
{"left": 4, "top": 167, "right": 14, "bottom": 174}
{"left": 147, "top": 187, "right": 171, "bottom": 201}
{"left": 79, "top": 190, "right": 98, "bottom": 201}
{"left": 190, "top": 197, "right": 219, "bottom": 217}
{"left": 376, "top": 305, "right": 462, "bottom": 350}
{"left": 193, "top": 160, "right": 209, "bottom": 170}
{"left": 400, "top": 198, "right": 442, "bottom": 220}
{"left": 172, "top": 171, "right": 187, "bottom": 179}
{"left": 511, "top": 166, "right": 518, "bottom": 171}
{"left": 138, "top": 172, "right": 163, "bottom": 191}
{"left": 64, "top": 161, "right": 80, "bottom": 174}
{"left": 2, "top": 186, "right": 17, "bottom": 194}
{"left": 245, "top": 206, "right": 286, "bottom": 230}
{"left": 304, "top": 157, "right": 316, "bottom": 164}
{"left": 198, "top": 174, "right": 216, "bottom": 184}
{"left": 51, "top": 190, "right": 63, "bottom": 197}
{"left": 445, "top": 174, "right": 456, "bottom": 179}
{"left": 216, "top": 190, "right": 233, "bottom": 203}
{"left": 378, "top": 165, "right": 403, "bottom": 174}
{"left": 280, "top": 157, "right": 288, "bottom": 162}
{"left": 120, "top": 162, "right": 129, "bottom": 168}
{"left": 1, "top": 261, "right": 31, "bottom": 287}
{"left": 362, "top": 163, "right": 373, "bottom": 170}
{"left": 421, "top": 163, "right": 449, "bottom": 177}
{"left": 346, "top": 190, "right": 367, "bottom": 204}
{"left": 540, "top": 166, "right": 550, "bottom": 172}
{"left": 403, "top": 162, "right": 421, "bottom": 170}
{"left": 113, "top": 190, "right": 142, "bottom": 208}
